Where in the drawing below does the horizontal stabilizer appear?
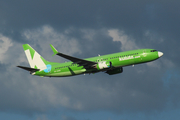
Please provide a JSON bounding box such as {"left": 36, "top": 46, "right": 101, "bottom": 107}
{"left": 17, "top": 66, "right": 40, "bottom": 72}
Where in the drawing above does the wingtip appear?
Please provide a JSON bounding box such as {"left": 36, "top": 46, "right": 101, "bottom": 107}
{"left": 50, "top": 44, "right": 58, "bottom": 56}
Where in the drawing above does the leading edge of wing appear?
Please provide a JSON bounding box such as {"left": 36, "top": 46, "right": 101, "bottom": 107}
{"left": 50, "top": 44, "right": 97, "bottom": 67}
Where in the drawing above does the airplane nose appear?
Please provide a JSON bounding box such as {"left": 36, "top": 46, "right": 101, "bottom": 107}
{"left": 158, "top": 51, "right": 163, "bottom": 57}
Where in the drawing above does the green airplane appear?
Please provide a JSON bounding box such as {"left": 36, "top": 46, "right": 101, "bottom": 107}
{"left": 17, "top": 44, "right": 163, "bottom": 77}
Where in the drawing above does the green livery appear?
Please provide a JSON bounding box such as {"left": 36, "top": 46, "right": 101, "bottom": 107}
{"left": 17, "top": 44, "right": 163, "bottom": 77}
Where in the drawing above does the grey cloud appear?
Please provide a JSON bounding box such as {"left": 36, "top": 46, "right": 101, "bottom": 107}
{"left": 0, "top": 1, "right": 179, "bottom": 55}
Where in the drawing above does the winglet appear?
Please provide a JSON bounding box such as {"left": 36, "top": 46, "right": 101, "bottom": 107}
{"left": 50, "top": 44, "right": 59, "bottom": 56}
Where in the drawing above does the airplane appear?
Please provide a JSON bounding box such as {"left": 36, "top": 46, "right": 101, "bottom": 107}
{"left": 17, "top": 44, "right": 163, "bottom": 77}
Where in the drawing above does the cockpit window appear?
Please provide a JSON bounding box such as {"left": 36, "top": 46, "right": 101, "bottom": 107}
{"left": 151, "top": 50, "right": 157, "bottom": 52}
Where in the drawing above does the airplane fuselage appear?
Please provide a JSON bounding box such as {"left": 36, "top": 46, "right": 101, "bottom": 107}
{"left": 33, "top": 49, "right": 162, "bottom": 77}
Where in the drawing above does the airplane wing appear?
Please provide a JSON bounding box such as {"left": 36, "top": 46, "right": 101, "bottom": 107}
{"left": 50, "top": 44, "right": 97, "bottom": 68}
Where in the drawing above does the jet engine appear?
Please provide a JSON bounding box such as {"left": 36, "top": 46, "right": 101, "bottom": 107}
{"left": 96, "top": 61, "right": 112, "bottom": 70}
{"left": 106, "top": 67, "right": 123, "bottom": 75}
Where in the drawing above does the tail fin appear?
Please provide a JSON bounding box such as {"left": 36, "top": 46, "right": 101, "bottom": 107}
{"left": 23, "top": 44, "right": 49, "bottom": 71}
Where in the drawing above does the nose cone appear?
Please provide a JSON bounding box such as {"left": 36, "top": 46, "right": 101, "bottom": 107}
{"left": 158, "top": 51, "right": 163, "bottom": 57}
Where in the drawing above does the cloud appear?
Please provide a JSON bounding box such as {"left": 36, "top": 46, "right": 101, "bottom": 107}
{"left": 0, "top": 34, "right": 13, "bottom": 63}
{"left": 22, "top": 25, "right": 81, "bottom": 55}
{"left": 21, "top": 25, "right": 82, "bottom": 63}
{"left": 108, "top": 29, "right": 139, "bottom": 51}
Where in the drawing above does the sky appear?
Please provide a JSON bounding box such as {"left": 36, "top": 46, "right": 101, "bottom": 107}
{"left": 0, "top": 0, "right": 180, "bottom": 120}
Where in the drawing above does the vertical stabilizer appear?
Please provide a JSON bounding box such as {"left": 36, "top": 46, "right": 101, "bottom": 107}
{"left": 22, "top": 44, "right": 48, "bottom": 71}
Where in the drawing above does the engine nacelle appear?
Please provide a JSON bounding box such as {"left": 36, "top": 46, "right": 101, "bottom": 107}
{"left": 106, "top": 67, "right": 123, "bottom": 75}
{"left": 96, "top": 61, "right": 112, "bottom": 70}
